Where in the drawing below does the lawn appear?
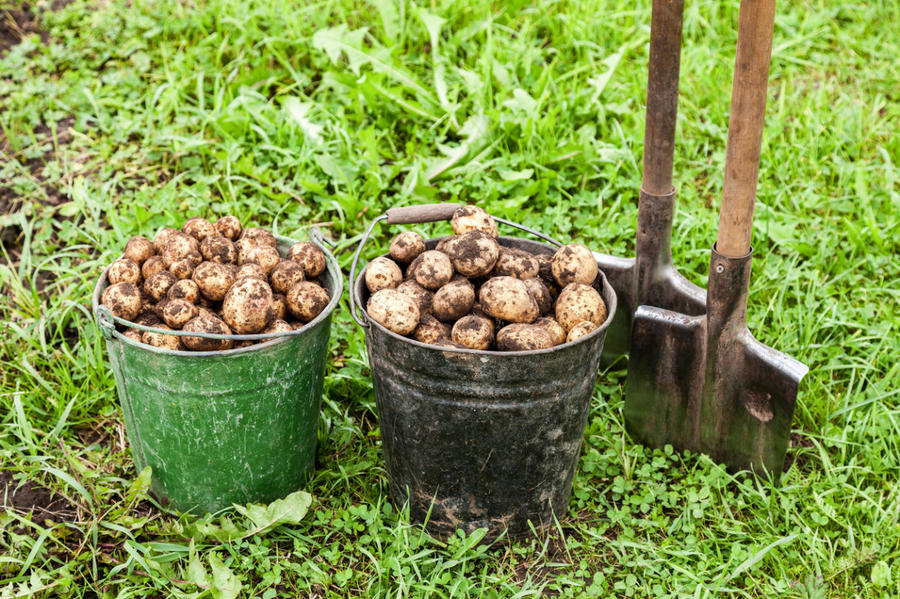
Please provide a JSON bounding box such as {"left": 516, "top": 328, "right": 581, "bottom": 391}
{"left": 1, "top": 0, "right": 898, "bottom": 596}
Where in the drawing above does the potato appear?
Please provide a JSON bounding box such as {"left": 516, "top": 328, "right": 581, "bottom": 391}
{"left": 169, "top": 257, "right": 197, "bottom": 280}
{"left": 222, "top": 277, "right": 274, "bottom": 334}
{"left": 108, "top": 258, "right": 141, "bottom": 285}
{"left": 432, "top": 279, "right": 475, "bottom": 323}
{"left": 142, "top": 325, "right": 183, "bottom": 351}
{"left": 443, "top": 231, "right": 500, "bottom": 277}
{"left": 566, "top": 320, "right": 598, "bottom": 343}
{"left": 262, "top": 319, "right": 294, "bottom": 334}
{"left": 551, "top": 244, "right": 598, "bottom": 287}
{"left": 143, "top": 271, "right": 178, "bottom": 302}
{"left": 523, "top": 277, "right": 553, "bottom": 315}
{"left": 243, "top": 244, "right": 281, "bottom": 275}
{"left": 390, "top": 231, "right": 426, "bottom": 263}
{"left": 434, "top": 235, "right": 458, "bottom": 254}
{"left": 290, "top": 321, "right": 306, "bottom": 330}
{"left": 451, "top": 205, "right": 498, "bottom": 238}
{"left": 478, "top": 276, "right": 539, "bottom": 324}
{"left": 496, "top": 324, "right": 553, "bottom": 351}
{"left": 166, "top": 279, "right": 199, "bottom": 304}
{"left": 101, "top": 282, "right": 142, "bottom": 321}
{"left": 135, "top": 311, "right": 163, "bottom": 327}
{"left": 237, "top": 262, "right": 267, "bottom": 280}
{"left": 124, "top": 236, "right": 154, "bottom": 265}
{"left": 270, "top": 260, "right": 306, "bottom": 294}
{"left": 152, "top": 227, "right": 178, "bottom": 254}
{"left": 162, "top": 298, "right": 199, "bottom": 329}
{"left": 493, "top": 247, "right": 540, "bottom": 280}
{"left": 122, "top": 329, "right": 143, "bottom": 342}
{"left": 366, "top": 289, "right": 420, "bottom": 335}
{"left": 161, "top": 233, "right": 200, "bottom": 268}
{"left": 555, "top": 283, "right": 607, "bottom": 331}
{"left": 409, "top": 250, "right": 453, "bottom": 290}
{"left": 396, "top": 280, "right": 433, "bottom": 316}
{"left": 182, "top": 314, "right": 234, "bottom": 351}
{"left": 240, "top": 227, "right": 277, "bottom": 248}
{"left": 412, "top": 314, "right": 451, "bottom": 345}
{"left": 153, "top": 298, "right": 169, "bottom": 319}
{"left": 214, "top": 215, "right": 242, "bottom": 241}
{"left": 141, "top": 255, "right": 165, "bottom": 280}
{"left": 182, "top": 217, "right": 216, "bottom": 242}
{"left": 286, "top": 242, "right": 327, "bottom": 278}
{"left": 451, "top": 314, "right": 494, "bottom": 350}
{"left": 285, "top": 281, "right": 330, "bottom": 323}
{"left": 365, "top": 257, "right": 402, "bottom": 293}
{"left": 192, "top": 261, "right": 236, "bottom": 302}
{"left": 533, "top": 316, "right": 567, "bottom": 346}
{"left": 200, "top": 235, "right": 237, "bottom": 264}
{"left": 271, "top": 293, "right": 288, "bottom": 320}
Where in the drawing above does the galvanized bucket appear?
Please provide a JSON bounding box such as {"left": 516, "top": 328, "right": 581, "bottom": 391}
{"left": 349, "top": 206, "right": 617, "bottom": 540}
{"left": 92, "top": 232, "right": 342, "bottom": 514}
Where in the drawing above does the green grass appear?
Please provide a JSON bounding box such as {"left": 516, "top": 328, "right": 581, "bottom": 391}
{"left": 1, "top": 0, "right": 898, "bottom": 596}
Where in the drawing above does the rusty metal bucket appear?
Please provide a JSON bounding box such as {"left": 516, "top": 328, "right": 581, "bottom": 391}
{"left": 349, "top": 205, "right": 617, "bottom": 540}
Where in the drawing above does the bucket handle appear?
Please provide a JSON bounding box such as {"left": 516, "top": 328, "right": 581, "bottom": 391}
{"left": 348, "top": 203, "right": 565, "bottom": 327}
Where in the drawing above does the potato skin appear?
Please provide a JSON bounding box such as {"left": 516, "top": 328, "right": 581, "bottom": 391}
{"left": 161, "top": 233, "right": 200, "bottom": 268}
{"left": 152, "top": 227, "right": 178, "bottom": 254}
{"left": 182, "top": 314, "right": 234, "bottom": 351}
{"left": 124, "top": 236, "right": 155, "bottom": 265}
{"left": 169, "top": 257, "right": 197, "bottom": 280}
{"left": 167, "top": 279, "right": 200, "bottom": 304}
{"left": 478, "top": 276, "right": 539, "bottom": 324}
{"left": 452, "top": 205, "right": 498, "bottom": 238}
{"left": 108, "top": 258, "right": 141, "bottom": 285}
{"left": 555, "top": 282, "right": 607, "bottom": 331}
{"left": 182, "top": 217, "right": 216, "bottom": 242}
{"left": 551, "top": 244, "right": 598, "bottom": 287}
{"left": 493, "top": 247, "right": 539, "bottom": 279}
{"left": 262, "top": 319, "right": 294, "bottom": 334}
{"left": 496, "top": 323, "right": 553, "bottom": 351}
{"left": 396, "top": 280, "right": 433, "bottom": 316}
{"left": 162, "top": 298, "right": 199, "bottom": 329}
{"left": 200, "top": 235, "right": 237, "bottom": 264}
{"left": 237, "top": 262, "right": 267, "bottom": 280}
{"left": 270, "top": 260, "right": 306, "bottom": 294}
{"left": 566, "top": 320, "right": 598, "bottom": 343}
{"left": 444, "top": 231, "right": 500, "bottom": 277}
{"left": 287, "top": 242, "right": 327, "bottom": 278}
{"left": 285, "top": 281, "right": 330, "bottom": 322}
{"left": 533, "top": 316, "right": 567, "bottom": 346}
{"left": 143, "top": 271, "right": 178, "bottom": 302}
{"left": 239, "top": 227, "right": 277, "bottom": 248}
{"left": 141, "top": 255, "right": 165, "bottom": 280}
{"left": 101, "top": 282, "right": 143, "bottom": 321}
{"left": 271, "top": 293, "right": 288, "bottom": 320}
{"left": 142, "top": 325, "right": 183, "bottom": 350}
{"left": 523, "top": 277, "right": 553, "bottom": 315}
{"left": 214, "top": 215, "right": 242, "bottom": 241}
{"left": 192, "top": 261, "right": 236, "bottom": 302}
{"left": 243, "top": 244, "right": 281, "bottom": 275}
{"left": 432, "top": 279, "right": 475, "bottom": 323}
{"left": 390, "top": 231, "right": 426, "bottom": 263}
{"left": 366, "top": 289, "right": 420, "bottom": 335}
{"left": 409, "top": 250, "right": 453, "bottom": 290}
{"left": 365, "top": 257, "right": 403, "bottom": 293}
{"left": 451, "top": 314, "right": 494, "bottom": 350}
{"left": 222, "top": 277, "right": 274, "bottom": 334}
{"left": 412, "top": 313, "right": 450, "bottom": 345}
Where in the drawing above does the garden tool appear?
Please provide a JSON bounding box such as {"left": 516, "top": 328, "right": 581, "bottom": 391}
{"left": 597, "top": 0, "right": 706, "bottom": 366}
{"left": 623, "top": 0, "right": 808, "bottom": 476}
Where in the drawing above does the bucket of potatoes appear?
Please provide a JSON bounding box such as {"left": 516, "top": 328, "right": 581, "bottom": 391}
{"left": 349, "top": 203, "right": 617, "bottom": 540}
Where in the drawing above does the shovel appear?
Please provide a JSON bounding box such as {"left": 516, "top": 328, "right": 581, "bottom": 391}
{"left": 597, "top": 0, "right": 706, "bottom": 366}
{"left": 623, "top": 0, "right": 808, "bottom": 476}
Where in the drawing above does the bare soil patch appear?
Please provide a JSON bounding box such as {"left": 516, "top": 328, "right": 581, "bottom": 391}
{"left": 0, "top": 469, "right": 78, "bottom": 521}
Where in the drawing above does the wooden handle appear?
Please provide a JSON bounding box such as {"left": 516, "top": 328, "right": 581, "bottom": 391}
{"left": 641, "top": 0, "right": 685, "bottom": 195}
{"left": 385, "top": 203, "right": 463, "bottom": 225}
{"left": 716, "top": 0, "right": 776, "bottom": 257}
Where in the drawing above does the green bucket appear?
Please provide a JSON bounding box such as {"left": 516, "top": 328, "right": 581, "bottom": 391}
{"left": 91, "top": 233, "right": 342, "bottom": 514}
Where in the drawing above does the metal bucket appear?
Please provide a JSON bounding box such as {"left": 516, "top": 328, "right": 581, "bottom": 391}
{"left": 350, "top": 210, "right": 617, "bottom": 540}
{"left": 92, "top": 233, "right": 342, "bottom": 514}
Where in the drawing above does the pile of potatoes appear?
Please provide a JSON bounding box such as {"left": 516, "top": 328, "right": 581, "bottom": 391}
{"left": 363, "top": 205, "right": 608, "bottom": 351}
{"left": 100, "top": 216, "right": 330, "bottom": 351}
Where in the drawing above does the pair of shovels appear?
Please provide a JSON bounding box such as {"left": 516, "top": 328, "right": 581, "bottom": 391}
{"left": 599, "top": 0, "right": 808, "bottom": 475}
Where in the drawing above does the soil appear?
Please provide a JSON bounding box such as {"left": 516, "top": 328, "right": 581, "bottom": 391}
{"left": 0, "top": 469, "right": 78, "bottom": 521}
{"left": 783, "top": 432, "right": 816, "bottom": 472}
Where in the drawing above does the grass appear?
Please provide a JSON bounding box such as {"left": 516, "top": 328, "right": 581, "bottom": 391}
{"left": 1, "top": 0, "right": 898, "bottom": 596}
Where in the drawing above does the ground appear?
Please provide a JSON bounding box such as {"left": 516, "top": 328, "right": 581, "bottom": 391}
{"left": 1, "top": 0, "right": 898, "bottom": 597}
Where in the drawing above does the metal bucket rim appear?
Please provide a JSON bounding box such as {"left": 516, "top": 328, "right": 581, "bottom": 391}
{"left": 352, "top": 236, "right": 618, "bottom": 357}
{"left": 91, "top": 233, "right": 343, "bottom": 357}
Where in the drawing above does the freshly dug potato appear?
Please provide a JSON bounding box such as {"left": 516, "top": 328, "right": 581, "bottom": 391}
{"left": 270, "top": 260, "right": 305, "bottom": 294}
{"left": 169, "top": 257, "right": 197, "bottom": 280}
{"left": 262, "top": 319, "right": 293, "bottom": 334}
{"left": 551, "top": 244, "right": 598, "bottom": 287}
{"left": 432, "top": 279, "right": 475, "bottom": 323}
{"left": 451, "top": 314, "right": 494, "bottom": 350}
{"left": 135, "top": 311, "right": 163, "bottom": 327}
{"left": 162, "top": 298, "right": 199, "bottom": 329}
{"left": 555, "top": 283, "right": 607, "bottom": 331}
{"left": 222, "top": 277, "right": 274, "bottom": 334}
{"left": 523, "top": 277, "right": 553, "bottom": 315}
{"left": 390, "top": 231, "right": 426, "bottom": 263}
{"left": 152, "top": 227, "right": 178, "bottom": 254}
{"left": 410, "top": 250, "right": 453, "bottom": 290}
{"left": 143, "top": 271, "right": 178, "bottom": 302}
{"left": 366, "top": 289, "right": 420, "bottom": 335}
{"left": 200, "top": 235, "right": 237, "bottom": 264}
{"left": 496, "top": 324, "right": 553, "bottom": 351}
{"left": 444, "top": 231, "right": 500, "bottom": 277}
{"left": 285, "top": 281, "right": 330, "bottom": 323}
{"left": 533, "top": 316, "right": 567, "bottom": 346}
{"left": 141, "top": 255, "right": 165, "bottom": 280}
{"left": 153, "top": 298, "right": 169, "bottom": 319}
{"left": 240, "top": 227, "right": 277, "bottom": 248}
{"left": 287, "top": 242, "right": 327, "bottom": 278}
{"left": 161, "top": 233, "right": 200, "bottom": 268}
{"left": 412, "top": 314, "right": 450, "bottom": 345}
{"left": 182, "top": 314, "right": 234, "bottom": 351}
{"left": 168, "top": 279, "right": 200, "bottom": 304}
{"left": 192, "top": 262, "right": 235, "bottom": 302}
{"left": 124, "top": 236, "right": 154, "bottom": 265}
{"left": 478, "top": 276, "right": 539, "bottom": 324}
{"left": 142, "top": 325, "right": 183, "bottom": 351}
{"left": 101, "top": 282, "right": 142, "bottom": 321}
{"left": 291, "top": 322, "right": 306, "bottom": 331}
{"left": 122, "top": 329, "right": 143, "bottom": 342}
{"left": 566, "top": 320, "right": 598, "bottom": 343}
{"left": 108, "top": 258, "right": 141, "bottom": 285}
{"left": 243, "top": 244, "right": 281, "bottom": 275}
{"left": 493, "top": 247, "right": 540, "bottom": 279}
{"left": 214, "top": 215, "right": 242, "bottom": 241}
{"left": 182, "top": 217, "right": 216, "bottom": 242}
{"left": 434, "top": 235, "right": 457, "bottom": 254}
{"left": 365, "top": 257, "right": 403, "bottom": 293}
{"left": 396, "top": 280, "right": 433, "bottom": 316}
{"left": 237, "top": 262, "right": 267, "bottom": 280}
{"left": 451, "top": 205, "right": 498, "bottom": 238}
{"left": 271, "top": 293, "right": 288, "bottom": 320}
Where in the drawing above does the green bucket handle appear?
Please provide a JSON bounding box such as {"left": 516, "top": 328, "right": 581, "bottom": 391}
{"left": 348, "top": 203, "right": 565, "bottom": 327}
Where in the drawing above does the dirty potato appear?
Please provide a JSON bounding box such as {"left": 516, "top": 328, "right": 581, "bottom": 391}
{"left": 389, "top": 231, "right": 426, "bottom": 263}
{"left": 555, "top": 283, "right": 607, "bottom": 331}
{"left": 286, "top": 242, "right": 327, "bottom": 278}
{"left": 478, "top": 276, "right": 539, "bottom": 324}
{"left": 239, "top": 227, "right": 277, "bottom": 248}
{"left": 533, "top": 316, "right": 567, "bottom": 346}
{"left": 237, "top": 262, "right": 267, "bottom": 280}
{"left": 222, "top": 277, "right": 274, "bottom": 334}
{"left": 243, "top": 244, "right": 281, "bottom": 275}
{"left": 182, "top": 217, "right": 216, "bottom": 242}
{"left": 141, "top": 255, "right": 165, "bottom": 280}
{"left": 551, "top": 243, "right": 598, "bottom": 287}
{"left": 214, "top": 215, "right": 242, "bottom": 241}
{"left": 366, "top": 289, "right": 420, "bottom": 335}
{"left": 262, "top": 319, "right": 294, "bottom": 334}
{"left": 124, "top": 236, "right": 155, "bottom": 265}
{"left": 396, "top": 280, "right": 433, "bottom": 316}
{"left": 434, "top": 235, "right": 457, "bottom": 254}
{"left": 451, "top": 314, "right": 494, "bottom": 350}
{"left": 122, "top": 329, "right": 143, "bottom": 342}
{"left": 566, "top": 320, "right": 598, "bottom": 343}
{"left": 409, "top": 250, "right": 453, "bottom": 290}
{"left": 162, "top": 298, "right": 199, "bottom": 329}
{"left": 365, "top": 257, "right": 403, "bottom": 293}
{"left": 161, "top": 233, "right": 200, "bottom": 268}
{"left": 523, "top": 277, "right": 553, "bottom": 315}
{"left": 169, "top": 257, "right": 197, "bottom": 279}
{"left": 412, "top": 314, "right": 451, "bottom": 345}
{"left": 285, "top": 281, "right": 330, "bottom": 323}
{"left": 143, "top": 271, "right": 178, "bottom": 302}
{"left": 451, "top": 205, "right": 498, "bottom": 238}
{"left": 152, "top": 227, "right": 178, "bottom": 254}
{"left": 182, "top": 314, "right": 234, "bottom": 351}
{"left": 167, "top": 279, "right": 200, "bottom": 304}
{"left": 135, "top": 311, "right": 163, "bottom": 327}
{"left": 269, "top": 260, "right": 306, "bottom": 295}
{"left": 444, "top": 231, "right": 500, "bottom": 277}
{"left": 271, "top": 293, "right": 288, "bottom": 320}
{"left": 493, "top": 246, "right": 540, "bottom": 280}
{"left": 432, "top": 279, "right": 475, "bottom": 322}
{"left": 108, "top": 258, "right": 141, "bottom": 285}
{"left": 200, "top": 235, "right": 237, "bottom": 264}
{"left": 496, "top": 323, "right": 553, "bottom": 351}
{"left": 142, "top": 325, "right": 183, "bottom": 351}
{"left": 192, "top": 261, "right": 236, "bottom": 302}
{"left": 101, "top": 282, "right": 142, "bottom": 321}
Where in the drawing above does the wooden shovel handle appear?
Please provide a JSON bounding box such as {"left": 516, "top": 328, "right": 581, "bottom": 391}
{"left": 642, "top": 0, "right": 685, "bottom": 195}
{"left": 716, "top": 0, "right": 776, "bottom": 257}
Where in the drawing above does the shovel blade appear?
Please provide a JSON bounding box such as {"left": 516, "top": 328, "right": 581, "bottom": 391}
{"left": 593, "top": 253, "right": 635, "bottom": 367}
